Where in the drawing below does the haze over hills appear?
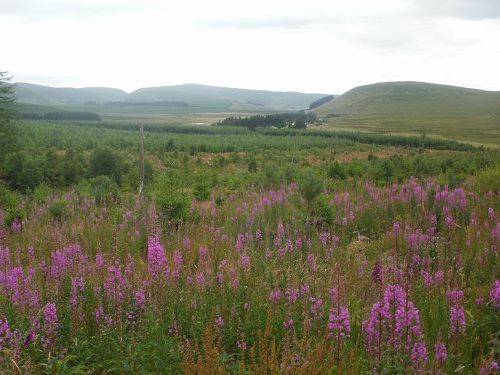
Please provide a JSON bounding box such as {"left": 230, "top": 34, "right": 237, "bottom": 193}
{"left": 13, "top": 82, "right": 328, "bottom": 110}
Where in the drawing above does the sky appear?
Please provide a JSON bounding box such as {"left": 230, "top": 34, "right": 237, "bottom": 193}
{"left": 1, "top": 0, "right": 500, "bottom": 95}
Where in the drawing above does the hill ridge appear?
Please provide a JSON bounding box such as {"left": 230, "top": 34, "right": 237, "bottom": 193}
{"left": 312, "top": 81, "right": 500, "bottom": 147}
{"left": 14, "top": 82, "right": 328, "bottom": 110}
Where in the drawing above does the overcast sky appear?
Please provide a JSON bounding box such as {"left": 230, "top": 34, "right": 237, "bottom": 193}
{"left": 2, "top": 0, "right": 499, "bottom": 94}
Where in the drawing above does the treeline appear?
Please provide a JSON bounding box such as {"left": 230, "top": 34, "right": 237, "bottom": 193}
{"left": 309, "top": 95, "right": 334, "bottom": 110}
{"left": 62, "top": 121, "right": 251, "bottom": 136}
{"left": 22, "top": 111, "right": 101, "bottom": 121}
{"left": 215, "top": 111, "right": 317, "bottom": 130}
{"left": 1, "top": 145, "right": 153, "bottom": 195}
{"left": 260, "top": 128, "right": 476, "bottom": 151}
{"left": 324, "top": 152, "right": 499, "bottom": 188}
{"left": 39, "top": 120, "right": 476, "bottom": 152}
{"left": 102, "top": 101, "right": 189, "bottom": 107}
{"left": 1, "top": 119, "right": 498, "bottom": 196}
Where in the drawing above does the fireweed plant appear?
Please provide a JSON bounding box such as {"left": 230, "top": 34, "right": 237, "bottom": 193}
{"left": 0, "top": 176, "right": 498, "bottom": 373}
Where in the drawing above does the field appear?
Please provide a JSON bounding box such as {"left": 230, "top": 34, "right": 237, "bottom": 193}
{"left": 1, "top": 83, "right": 500, "bottom": 373}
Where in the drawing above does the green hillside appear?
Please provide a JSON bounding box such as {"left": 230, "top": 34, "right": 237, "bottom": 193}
{"left": 313, "top": 81, "right": 500, "bottom": 147}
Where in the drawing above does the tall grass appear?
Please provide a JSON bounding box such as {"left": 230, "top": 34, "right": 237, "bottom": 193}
{"left": 0, "top": 175, "right": 498, "bottom": 373}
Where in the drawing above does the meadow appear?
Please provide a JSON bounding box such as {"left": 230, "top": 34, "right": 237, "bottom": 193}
{"left": 0, "top": 115, "right": 499, "bottom": 374}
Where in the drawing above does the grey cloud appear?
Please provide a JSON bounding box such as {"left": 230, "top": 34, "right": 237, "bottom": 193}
{"left": 193, "top": 12, "right": 424, "bottom": 53}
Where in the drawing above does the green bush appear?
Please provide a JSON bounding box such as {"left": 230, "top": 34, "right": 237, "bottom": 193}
{"left": 49, "top": 200, "right": 67, "bottom": 220}
{"left": 472, "top": 165, "right": 500, "bottom": 195}
{"left": 297, "top": 169, "right": 324, "bottom": 204}
{"left": 154, "top": 169, "right": 192, "bottom": 222}
{"left": 88, "top": 175, "right": 119, "bottom": 203}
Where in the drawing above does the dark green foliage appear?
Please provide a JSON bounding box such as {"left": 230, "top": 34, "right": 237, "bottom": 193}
{"left": 4, "top": 152, "right": 44, "bottom": 192}
{"left": 3, "top": 116, "right": 499, "bottom": 196}
{"left": 88, "top": 175, "right": 119, "bottom": 202}
{"left": 297, "top": 169, "right": 324, "bottom": 203}
{"left": 0, "top": 71, "right": 18, "bottom": 175}
{"left": 0, "top": 70, "right": 16, "bottom": 126}
{"left": 261, "top": 163, "right": 282, "bottom": 187}
{"left": 345, "top": 159, "right": 365, "bottom": 178}
{"left": 165, "top": 139, "right": 175, "bottom": 152}
{"left": 293, "top": 118, "right": 306, "bottom": 129}
{"left": 22, "top": 111, "right": 101, "bottom": 121}
{"left": 23, "top": 120, "right": 475, "bottom": 155}
{"left": 309, "top": 194, "right": 335, "bottom": 225}
{"left": 283, "top": 163, "right": 299, "bottom": 183}
{"left": 3, "top": 206, "right": 25, "bottom": 228}
{"left": 193, "top": 172, "right": 212, "bottom": 201}
{"left": 248, "top": 157, "right": 258, "bottom": 173}
{"left": 372, "top": 158, "right": 395, "bottom": 183}
{"left": 0, "top": 182, "right": 17, "bottom": 209}
{"left": 327, "top": 161, "right": 347, "bottom": 180}
{"left": 472, "top": 165, "right": 500, "bottom": 195}
{"left": 309, "top": 95, "right": 334, "bottom": 110}
{"left": 189, "top": 144, "right": 197, "bottom": 156}
{"left": 216, "top": 111, "right": 316, "bottom": 130}
{"left": 61, "top": 150, "right": 85, "bottom": 186}
{"left": 87, "top": 148, "right": 124, "bottom": 186}
{"left": 48, "top": 200, "right": 67, "bottom": 220}
{"left": 154, "top": 168, "right": 192, "bottom": 222}
{"left": 43, "top": 147, "right": 63, "bottom": 185}
{"left": 103, "top": 101, "right": 188, "bottom": 107}
{"left": 19, "top": 157, "right": 44, "bottom": 191}
{"left": 446, "top": 170, "right": 467, "bottom": 189}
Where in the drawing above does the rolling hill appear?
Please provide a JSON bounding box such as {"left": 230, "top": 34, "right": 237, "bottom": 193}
{"left": 313, "top": 81, "right": 500, "bottom": 147}
{"left": 14, "top": 83, "right": 127, "bottom": 105}
{"left": 14, "top": 82, "right": 328, "bottom": 110}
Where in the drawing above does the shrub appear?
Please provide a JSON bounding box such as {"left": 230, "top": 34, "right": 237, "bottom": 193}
{"left": 88, "top": 175, "right": 119, "bottom": 202}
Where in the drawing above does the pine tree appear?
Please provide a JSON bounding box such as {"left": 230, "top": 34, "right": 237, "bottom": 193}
{"left": 0, "top": 70, "right": 18, "bottom": 176}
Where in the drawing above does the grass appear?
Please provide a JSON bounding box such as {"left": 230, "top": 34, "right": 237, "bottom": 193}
{"left": 1, "top": 171, "right": 499, "bottom": 373}
{"left": 313, "top": 81, "right": 500, "bottom": 147}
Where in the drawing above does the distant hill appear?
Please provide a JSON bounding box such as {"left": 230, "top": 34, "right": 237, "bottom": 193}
{"left": 126, "top": 84, "right": 327, "bottom": 110}
{"left": 14, "top": 83, "right": 127, "bottom": 105}
{"left": 312, "top": 81, "right": 500, "bottom": 146}
{"left": 14, "top": 82, "right": 328, "bottom": 110}
{"left": 313, "top": 81, "right": 500, "bottom": 115}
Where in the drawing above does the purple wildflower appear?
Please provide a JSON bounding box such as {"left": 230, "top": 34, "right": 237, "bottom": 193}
{"left": 490, "top": 280, "right": 500, "bottom": 308}
{"left": 0, "top": 317, "right": 12, "bottom": 350}
{"left": 269, "top": 289, "right": 281, "bottom": 303}
{"left": 283, "top": 319, "right": 294, "bottom": 332}
{"left": 371, "top": 258, "right": 383, "bottom": 284}
{"left": 327, "top": 306, "right": 351, "bottom": 343}
{"left": 285, "top": 288, "right": 300, "bottom": 303}
{"left": 147, "top": 235, "right": 168, "bottom": 277}
{"left": 24, "top": 330, "right": 35, "bottom": 348}
{"left": 214, "top": 316, "right": 224, "bottom": 327}
{"left": 411, "top": 341, "right": 428, "bottom": 368}
{"left": 41, "top": 302, "right": 58, "bottom": 350}
{"left": 447, "top": 289, "right": 466, "bottom": 339}
{"left": 434, "top": 340, "right": 447, "bottom": 363}
{"left": 362, "top": 284, "right": 423, "bottom": 359}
